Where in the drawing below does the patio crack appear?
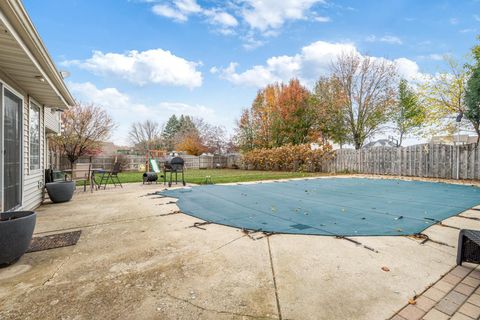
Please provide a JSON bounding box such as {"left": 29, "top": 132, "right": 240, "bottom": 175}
{"left": 42, "top": 254, "right": 72, "bottom": 286}
{"left": 163, "top": 292, "right": 277, "bottom": 319}
{"left": 267, "top": 237, "right": 282, "bottom": 320}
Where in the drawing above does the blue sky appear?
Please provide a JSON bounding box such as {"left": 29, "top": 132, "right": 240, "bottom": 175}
{"left": 24, "top": 0, "right": 480, "bottom": 145}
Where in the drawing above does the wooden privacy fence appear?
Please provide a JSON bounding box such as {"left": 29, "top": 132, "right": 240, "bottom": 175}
{"left": 325, "top": 143, "right": 480, "bottom": 180}
{"left": 60, "top": 154, "right": 242, "bottom": 171}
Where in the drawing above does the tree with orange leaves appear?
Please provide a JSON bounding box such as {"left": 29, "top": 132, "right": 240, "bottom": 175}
{"left": 175, "top": 131, "right": 207, "bottom": 156}
{"left": 235, "top": 79, "right": 317, "bottom": 151}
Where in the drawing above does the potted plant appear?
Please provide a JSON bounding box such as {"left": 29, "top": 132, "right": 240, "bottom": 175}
{"left": 0, "top": 211, "right": 36, "bottom": 266}
{"left": 45, "top": 180, "right": 75, "bottom": 203}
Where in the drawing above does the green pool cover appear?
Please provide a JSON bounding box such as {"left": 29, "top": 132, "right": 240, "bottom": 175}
{"left": 160, "top": 178, "right": 480, "bottom": 236}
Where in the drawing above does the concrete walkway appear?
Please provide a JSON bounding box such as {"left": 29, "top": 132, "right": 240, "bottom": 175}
{"left": 0, "top": 177, "right": 479, "bottom": 319}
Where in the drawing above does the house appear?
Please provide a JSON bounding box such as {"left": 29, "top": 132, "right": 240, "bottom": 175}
{"left": 363, "top": 139, "right": 397, "bottom": 148}
{"left": 0, "top": 0, "right": 74, "bottom": 212}
{"left": 430, "top": 135, "right": 479, "bottom": 145}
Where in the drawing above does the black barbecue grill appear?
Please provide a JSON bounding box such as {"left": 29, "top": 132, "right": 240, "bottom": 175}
{"left": 163, "top": 156, "right": 186, "bottom": 187}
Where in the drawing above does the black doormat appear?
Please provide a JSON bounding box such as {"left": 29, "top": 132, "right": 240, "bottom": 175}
{"left": 26, "top": 230, "right": 82, "bottom": 253}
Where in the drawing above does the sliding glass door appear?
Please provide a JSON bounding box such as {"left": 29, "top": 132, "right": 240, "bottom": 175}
{"left": 2, "top": 88, "right": 22, "bottom": 211}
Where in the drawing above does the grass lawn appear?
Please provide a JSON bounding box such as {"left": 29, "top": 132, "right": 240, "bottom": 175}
{"left": 103, "top": 169, "right": 327, "bottom": 185}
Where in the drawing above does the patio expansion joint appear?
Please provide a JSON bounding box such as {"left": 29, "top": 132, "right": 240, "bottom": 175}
{"left": 267, "top": 237, "right": 283, "bottom": 320}
{"left": 163, "top": 291, "right": 278, "bottom": 319}
{"left": 416, "top": 233, "right": 455, "bottom": 248}
{"left": 33, "top": 213, "right": 173, "bottom": 236}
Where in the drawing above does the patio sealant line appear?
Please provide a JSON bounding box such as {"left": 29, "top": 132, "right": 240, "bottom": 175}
{"left": 267, "top": 237, "right": 282, "bottom": 320}
{"left": 33, "top": 213, "right": 172, "bottom": 236}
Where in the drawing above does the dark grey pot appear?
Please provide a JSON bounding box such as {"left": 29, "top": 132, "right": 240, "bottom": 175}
{"left": 0, "top": 211, "right": 36, "bottom": 266}
{"left": 46, "top": 181, "right": 75, "bottom": 203}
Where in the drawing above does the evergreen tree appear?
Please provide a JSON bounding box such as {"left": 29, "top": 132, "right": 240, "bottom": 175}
{"left": 162, "top": 115, "right": 180, "bottom": 151}
{"left": 177, "top": 115, "right": 197, "bottom": 135}
{"left": 465, "top": 39, "right": 480, "bottom": 144}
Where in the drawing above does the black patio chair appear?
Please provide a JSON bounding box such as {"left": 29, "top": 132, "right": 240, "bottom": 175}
{"left": 98, "top": 162, "right": 123, "bottom": 189}
{"left": 457, "top": 229, "right": 480, "bottom": 265}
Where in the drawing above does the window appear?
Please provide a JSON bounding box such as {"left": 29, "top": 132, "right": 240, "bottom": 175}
{"left": 29, "top": 102, "right": 40, "bottom": 170}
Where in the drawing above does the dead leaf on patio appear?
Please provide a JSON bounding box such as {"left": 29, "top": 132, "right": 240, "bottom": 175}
{"left": 381, "top": 266, "right": 390, "bottom": 272}
{"left": 408, "top": 298, "right": 416, "bottom": 305}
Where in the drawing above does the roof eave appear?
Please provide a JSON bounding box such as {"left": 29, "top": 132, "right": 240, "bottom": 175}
{"left": 0, "top": 0, "right": 75, "bottom": 108}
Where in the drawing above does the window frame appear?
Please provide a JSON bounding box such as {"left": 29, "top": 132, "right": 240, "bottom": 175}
{"left": 29, "top": 100, "right": 41, "bottom": 172}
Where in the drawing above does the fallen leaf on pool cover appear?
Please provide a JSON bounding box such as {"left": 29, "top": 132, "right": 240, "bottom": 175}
{"left": 381, "top": 266, "right": 390, "bottom": 272}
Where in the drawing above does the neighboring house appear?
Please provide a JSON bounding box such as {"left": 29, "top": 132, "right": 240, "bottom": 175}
{"left": 0, "top": 0, "right": 74, "bottom": 212}
{"left": 430, "top": 135, "right": 478, "bottom": 145}
{"left": 98, "top": 142, "right": 132, "bottom": 156}
{"left": 363, "top": 139, "right": 397, "bottom": 148}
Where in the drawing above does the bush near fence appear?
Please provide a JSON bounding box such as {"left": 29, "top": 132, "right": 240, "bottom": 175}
{"left": 242, "top": 144, "right": 334, "bottom": 172}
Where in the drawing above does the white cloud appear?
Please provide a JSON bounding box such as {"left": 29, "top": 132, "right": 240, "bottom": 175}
{"left": 475, "top": 14, "right": 480, "bottom": 22}
{"left": 314, "top": 16, "right": 331, "bottom": 22}
{"left": 365, "top": 35, "right": 403, "bottom": 45}
{"left": 68, "top": 81, "right": 216, "bottom": 144}
{"left": 418, "top": 53, "right": 444, "bottom": 61}
{"left": 449, "top": 17, "right": 459, "bottom": 25}
{"left": 393, "top": 58, "right": 425, "bottom": 81}
{"left": 152, "top": 4, "right": 188, "bottom": 22}
{"left": 218, "top": 41, "right": 356, "bottom": 87}
{"left": 147, "top": 0, "right": 331, "bottom": 48}
{"left": 241, "top": 0, "right": 324, "bottom": 32}
{"left": 215, "top": 40, "right": 425, "bottom": 88}
{"left": 428, "top": 54, "right": 444, "bottom": 61}
{"left": 65, "top": 49, "right": 202, "bottom": 88}
{"left": 174, "top": 0, "right": 202, "bottom": 14}
{"left": 151, "top": 0, "right": 237, "bottom": 34}
{"left": 242, "top": 34, "right": 266, "bottom": 50}
{"left": 204, "top": 9, "right": 238, "bottom": 27}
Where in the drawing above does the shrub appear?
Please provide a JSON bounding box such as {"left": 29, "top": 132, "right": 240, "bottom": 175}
{"left": 242, "top": 143, "right": 334, "bottom": 172}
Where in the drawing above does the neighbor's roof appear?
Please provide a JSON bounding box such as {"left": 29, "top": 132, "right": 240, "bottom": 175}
{"left": 363, "top": 139, "right": 397, "bottom": 148}
{"left": 0, "top": 0, "right": 75, "bottom": 108}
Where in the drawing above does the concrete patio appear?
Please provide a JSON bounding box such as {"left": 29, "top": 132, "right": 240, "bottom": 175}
{"left": 1, "top": 177, "right": 480, "bottom": 320}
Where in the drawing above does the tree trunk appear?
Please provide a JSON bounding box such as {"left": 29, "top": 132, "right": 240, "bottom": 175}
{"left": 398, "top": 132, "right": 404, "bottom": 147}
{"left": 475, "top": 127, "right": 480, "bottom": 148}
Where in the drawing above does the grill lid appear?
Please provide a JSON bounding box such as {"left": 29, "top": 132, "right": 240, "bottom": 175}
{"left": 166, "top": 157, "right": 184, "bottom": 165}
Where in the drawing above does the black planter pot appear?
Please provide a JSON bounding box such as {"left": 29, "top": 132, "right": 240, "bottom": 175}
{"left": 0, "top": 211, "right": 36, "bottom": 266}
{"left": 46, "top": 181, "right": 75, "bottom": 203}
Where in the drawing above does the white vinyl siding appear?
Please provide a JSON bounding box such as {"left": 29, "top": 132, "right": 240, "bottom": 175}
{"left": 44, "top": 107, "right": 61, "bottom": 133}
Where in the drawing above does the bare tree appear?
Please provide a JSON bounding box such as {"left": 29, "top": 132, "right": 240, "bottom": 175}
{"left": 331, "top": 52, "right": 397, "bottom": 149}
{"left": 193, "top": 118, "right": 228, "bottom": 154}
{"left": 128, "top": 120, "right": 163, "bottom": 150}
{"left": 50, "top": 103, "right": 115, "bottom": 170}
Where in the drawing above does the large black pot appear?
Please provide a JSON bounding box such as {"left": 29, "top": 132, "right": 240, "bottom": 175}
{"left": 46, "top": 181, "right": 75, "bottom": 203}
{"left": 0, "top": 211, "right": 36, "bottom": 266}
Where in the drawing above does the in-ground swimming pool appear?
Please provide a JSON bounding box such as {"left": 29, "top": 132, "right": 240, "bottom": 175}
{"left": 160, "top": 178, "right": 480, "bottom": 236}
